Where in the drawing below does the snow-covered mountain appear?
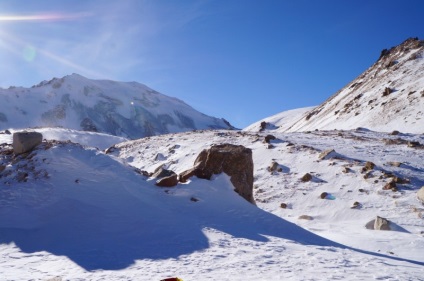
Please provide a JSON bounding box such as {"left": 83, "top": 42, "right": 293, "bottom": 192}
{"left": 1, "top": 128, "right": 423, "bottom": 280}
{"left": 246, "top": 38, "right": 424, "bottom": 134}
{"left": 0, "top": 74, "right": 234, "bottom": 139}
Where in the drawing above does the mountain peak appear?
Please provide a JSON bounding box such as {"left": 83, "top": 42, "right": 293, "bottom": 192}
{"left": 0, "top": 75, "right": 234, "bottom": 138}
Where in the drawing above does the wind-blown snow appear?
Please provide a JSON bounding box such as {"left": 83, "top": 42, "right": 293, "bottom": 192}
{"left": 2, "top": 127, "right": 421, "bottom": 280}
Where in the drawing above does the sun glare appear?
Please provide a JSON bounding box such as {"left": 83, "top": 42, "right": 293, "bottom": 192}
{"left": 0, "top": 12, "right": 92, "bottom": 22}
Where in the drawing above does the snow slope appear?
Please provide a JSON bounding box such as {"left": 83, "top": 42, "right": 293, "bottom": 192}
{"left": 0, "top": 74, "right": 234, "bottom": 139}
{"left": 2, "top": 127, "right": 421, "bottom": 280}
{"left": 245, "top": 38, "right": 424, "bottom": 134}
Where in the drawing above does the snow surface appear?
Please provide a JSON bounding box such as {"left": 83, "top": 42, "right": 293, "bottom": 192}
{"left": 1, "top": 127, "right": 422, "bottom": 280}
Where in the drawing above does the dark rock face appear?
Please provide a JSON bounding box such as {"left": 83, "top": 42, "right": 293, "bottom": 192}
{"left": 179, "top": 144, "right": 254, "bottom": 204}
{"left": 13, "top": 132, "right": 43, "bottom": 154}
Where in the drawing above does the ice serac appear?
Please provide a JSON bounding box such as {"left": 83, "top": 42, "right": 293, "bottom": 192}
{"left": 0, "top": 74, "right": 235, "bottom": 139}
{"left": 246, "top": 38, "right": 424, "bottom": 134}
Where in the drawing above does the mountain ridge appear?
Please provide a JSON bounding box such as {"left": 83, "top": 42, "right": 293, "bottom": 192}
{"left": 245, "top": 37, "right": 424, "bottom": 134}
{"left": 0, "top": 73, "right": 234, "bottom": 139}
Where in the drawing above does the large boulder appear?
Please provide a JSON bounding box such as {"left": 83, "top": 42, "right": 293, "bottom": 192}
{"left": 179, "top": 144, "right": 254, "bottom": 204}
{"left": 13, "top": 132, "right": 43, "bottom": 154}
{"left": 418, "top": 186, "right": 424, "bottom": 203}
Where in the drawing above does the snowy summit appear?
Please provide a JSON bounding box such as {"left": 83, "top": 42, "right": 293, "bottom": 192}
{"left": 0, "top": 74, "right": 234, "bottom": 139}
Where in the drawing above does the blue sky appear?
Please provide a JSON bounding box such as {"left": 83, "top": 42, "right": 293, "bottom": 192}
{"left": 0, "top": 0, "right": 423, "bottom": 128}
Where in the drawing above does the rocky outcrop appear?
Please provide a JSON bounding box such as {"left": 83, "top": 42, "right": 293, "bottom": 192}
{"left": 13, "top": 132, "right": 43, "bottom": 154}
{"left": 179, "top": 144, "right": 254, "bottom": 204}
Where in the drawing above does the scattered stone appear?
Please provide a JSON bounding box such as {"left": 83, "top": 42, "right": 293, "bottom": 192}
{"left": 394, "top": 176, "right": 410, "bottom": 184}
{"left": 351, "top": 201, "right": 361, "bottom": 209}
{"left": 4, "top": 129, "right": 11, "bottom": 135}
{"left": 342, "top": 167, "right": 350, "bottom": 173}
{"left": 151, "top": 166, "right": 177, "bottom": 179}
{"left": 190, "top": 197, "right": 199, "bottom": 202}
{"left": 298, "top": 215, "right": 313, "bottom": 220}
{"left": 280, "top": 203, "right": 288, "bottom": 209}
{"left": 358, "top": 188, "right": 366, "bottom": 193}
{"left": 264, "top": 134, "right": 276, "bottom": 143}
{"left": 382, "top": 87, "right": 392, "bottom": 97}
{"left": 0, "top": 165, "right": 5, "bottom": 173}
{"left": 155, "top": 153, "right": 167, "bottom": 161}
{"left": 267, "top": 143, "right": 275, "bottom": 149}
{"left": 179, "top": 144, "right": 254, "bottom": 204}
{"left": 362, "top": 161, "right": 375, "bottom": 172}
{"left": 13, "top": 132, "right": 43, "bottom": 155}
{"left": 388, "top": 161, "right": 402, "bottom": 167}
{"left": 418, "top": 186, "right": 424, "bottom": 203}
{"left": 407, "top": 141, "right": 421, "bottom": 148}
{"left": 320, "top": 192, "right": 328, "bottom": 199}
{"left": 383, "top": 180, "right": 397, "bottom": 191}
{"left": 259, "top": 121, "right": 267, "bottom": 131}
{"left": 374, "top": 216, "right": 391, "bottom": 230}
{"left": 156, "top": 174, "right": 179, "bottom": 187}
{"left": 363, "top": 172, "right": 372, "bottom": 179}
{"left": 390, "top": 130, "right": 400, "bottom": 135}
{"left": 301, "top": 173, "right": 312, "bottom": 182}
{"left": 318, "top": 149, "right": 336, "bottom": 160}
{"left": 268, "top": 161, "right": 282, "bottom": 172}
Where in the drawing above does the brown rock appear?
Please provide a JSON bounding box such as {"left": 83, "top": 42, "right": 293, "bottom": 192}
{"left": 156, "top": 174, "right": 178, "bottom": 187}
{"left": 320, "top": 192, "right": 328, "bottom": 199}
{"left": 298, "top": 215, "right": 313, "bottom": 220}
{"left": 383, "top": 180, "right": 397, "bottom": 190}
{"left": 264, "top": 135, "right": 276, "bottom": 143}
{"left": 351, "top": 201, "right": 361, "bottom": 209}
{"left": 179, "top": 144, "right": 255, "bottom": 204}
{"left": 280, "top": 203, "right": 288, "bottom": 209}
{"left": 151, "top": 165, "right": 176, "bottom": 179}
{"left": 362, "top": 161, "right": 375, "bottom": 172}
{"left": 13, "top": 132, "right": 43, "bottom": 154}
{"left": 301, "top": 173, "right": 312, "bottom": 182}
{"left": 407, "top": 141, "right": 421, "bottom": 148}
{"left": 259, "top": 121, "right": 267, "bottom": 131}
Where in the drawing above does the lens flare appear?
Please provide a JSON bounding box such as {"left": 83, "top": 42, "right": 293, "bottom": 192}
{"left": 22, "top": 45, "right": 37, "bottom": 62}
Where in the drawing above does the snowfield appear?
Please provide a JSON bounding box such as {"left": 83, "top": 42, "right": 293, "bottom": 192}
{"left": 1, "top": 128, "right": 423, "bottom": 280}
